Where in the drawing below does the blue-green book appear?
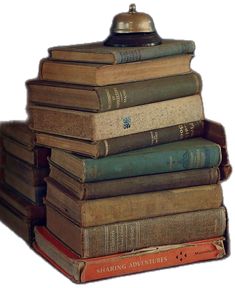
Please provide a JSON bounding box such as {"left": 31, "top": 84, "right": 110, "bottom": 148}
{"left": 50, "top": 138, "right": 221, "bottom": 182}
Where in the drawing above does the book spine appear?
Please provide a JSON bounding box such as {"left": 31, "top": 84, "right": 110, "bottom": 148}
{"left": 98, "top": 121, "right": 204, "bottom": 157}
{"left": 81, "top": 238, "right": 225, "bottom": 282}
{"left": 114, "top": 40, "right": 195, "bottom": 64}
{"left": 97, "top": 72, "right": 202, "bottom": 112}
{"left": 83, "top": 168, "right": 220, "bottom": 199}
{"left": 82, "top": 207, "right": 226, "bottom": 257}
{"left": 34, "top": 147, "right": 51, "bottom": 168}
{"left": 84, "top": 140, "right": 221, "bottom": 182}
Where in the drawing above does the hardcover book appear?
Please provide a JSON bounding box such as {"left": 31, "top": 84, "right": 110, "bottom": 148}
{"left": 49, "top": 138, "right": 221, "bottom": 182}
{"left": 34, "top": 226, "right": 226, "bottom": 283}
{"left": 45, "top": 177, "right": 223, "bottom": 227}
{"left": 49, "top": 39, "right": 195, "bottom": 64}
{"left": 0, "top": 184, "right": 45, "bottom": 244}
{"left": 27, "top": 72, "right": 202, "bottom": 112}
{"left": 46, "top": 204, "right": 226, "bottom": 258}
{"left": 49, "top": 164, "right": 220, "bottom": 200}
{"left": 36, "top": 121, "right": 204, "bottom": 158}
{"left": 29, "top": 94, "right": 204, "bottom": 141}
{"left": 39, "top": 54, "right": 193, "bottom": 86}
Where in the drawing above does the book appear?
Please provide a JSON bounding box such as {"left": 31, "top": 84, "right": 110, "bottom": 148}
{"left": 0, "top": 184, "right": 45, "bottom": 220}
{"left": 0, "top": 136, "right": 4, "bottom": 182}
{"left": 34, "top": 226, "right": 226, "bottom": 283}
{"left": 204, "top": 119, "right": 232, "bottom": 181}
{"left": 49, "top": 138, "right": 221, "bottom": 182}
{"left": 49, "top": 39, "right": 195, "bottom": 64}
{"left": 49, "top": 163, "right": 220, "bottom": 200}
{"left": 29, "top": 94, "right": 204, "bottom": 141}
{"left": 39, "top": 54, "right": 193, "bottom": 86}
{"left": 45, "top": 177, "right": 223, "bottom": 227}
{"left": 2, "top": 136, "right": 50, "bottom": 167}
{"left": 4, "top": 169, "right": 46, "bottom": 205}
{"left": 1, "top": 121, "right": 35, "bottom": 148}
{"left": 0, "top": 184, "right": 45, "bottom": 244}
{"left": 5, "top": 153, "right": 49, "bottom": 186}
{"left": 27, "top": 72, "right": 202, "bottom": 112}
{"left": 46, "top": 204, "right": 226, "bottom": 258}
{"left": 36, "top": 121, "right": 204, "bottom": 158}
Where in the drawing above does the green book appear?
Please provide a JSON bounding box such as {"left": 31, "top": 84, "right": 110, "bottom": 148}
{"left": 50, "top": 138, "right": 222, "bottom": 182}
{"left": 49, "top": 39, "right": 195, "bottom": 64}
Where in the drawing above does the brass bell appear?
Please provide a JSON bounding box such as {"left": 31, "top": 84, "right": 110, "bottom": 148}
{"left": 104, "top": 4, "right": 162, "bottom": 47}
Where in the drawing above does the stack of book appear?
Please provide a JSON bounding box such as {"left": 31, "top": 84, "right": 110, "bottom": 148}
{"left": 0, "top": 122, "right": 50, "bottom": 244}
{"left": 25, "top": 39, "right": 230, "bottom": 282}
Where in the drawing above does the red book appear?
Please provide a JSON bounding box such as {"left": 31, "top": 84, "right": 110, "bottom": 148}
{"left": 33, "top": 226, "right": 226, "bottom": 283}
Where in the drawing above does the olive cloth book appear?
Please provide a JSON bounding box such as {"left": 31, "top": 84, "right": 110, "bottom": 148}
{"left": 33, "top": 226, "right": 226, "bottom": 283}
{"left": 36, "top": 121, "right": 204, "bottom": 158}
{"left": 46, "top": 204, "right": 227, "bottom": 258}
{"left": 27, "top": 72, "right": 202, "bottom": 112}
{"left": 45, "top": 177, "right": 223, "bottom": 227}
{"left": 29, "top": 94, "right": 204, "bottom": 141}
{"left": 39, "top": 54, "right": 192, "bottom": 86}
{"left": 49, "top": 39, "right": 195, "bottom": 64}
{"left": 49, "top": 138, "right": 221, "bottom": 182}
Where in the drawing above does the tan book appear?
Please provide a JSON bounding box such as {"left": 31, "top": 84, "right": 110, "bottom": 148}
{"left": 46, "top": 204, "right": 227, "bottom": 258}
{"left": 45, "top": 177, "right": 223, "bottom": 227}
{"left": 29, "top": 94, "right": 204, "bottom": 141}
{"left": 39, "top": 54, "right": 193, "bottom": 86}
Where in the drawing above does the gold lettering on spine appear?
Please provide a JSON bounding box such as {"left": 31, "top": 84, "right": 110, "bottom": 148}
{"left": 150, "top": 131, "right": 159, "bottom": 144}
{"left": 105, "top": 89, "right": 112, "bottom": 110}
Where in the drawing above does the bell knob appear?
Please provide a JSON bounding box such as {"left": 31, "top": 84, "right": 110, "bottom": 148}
{"left": 104, "top": 4, "right": 162, "bottom": 47}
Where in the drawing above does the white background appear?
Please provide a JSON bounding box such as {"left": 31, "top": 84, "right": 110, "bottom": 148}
{"left": 0, "top": 0, "right": 234, "bottom": 287}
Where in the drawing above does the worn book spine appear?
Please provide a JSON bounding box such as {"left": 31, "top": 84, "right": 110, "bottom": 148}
{"left": 34, "top": 227, "right": 225, "bottom": 283}
{"left": 98, "top": 121, "right": 204, "bottom": 157}
{"left": 49, "top": 165, "right": 220, "bottom": 200}
{"left": 46, "top": 205, "right": 226, "bottom": 258}
{"left": 5, "top": 153, "right": 49, "bottom": 185}
{"left": 46, "top": 178, "right": 223, "bottom": 227}
{"left": 113, "top": 40, "right": 195, "bottom": 63}
{"left": 30, "top": 94, "right": 204, "bottom": 141}
{"left": 81, "top": 139, "right": 222, "bottom": 182}
{"left": 97, "top": 72, "right": 202, "bottom": 111}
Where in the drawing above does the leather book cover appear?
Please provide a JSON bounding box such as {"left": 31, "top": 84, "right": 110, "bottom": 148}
{"left": 34, "top": 226, "right": 226, "bottom": 283}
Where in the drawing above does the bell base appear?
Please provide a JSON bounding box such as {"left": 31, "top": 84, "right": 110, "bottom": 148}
{"left": 104, "top": 32, "right": 162, "bottom": 47}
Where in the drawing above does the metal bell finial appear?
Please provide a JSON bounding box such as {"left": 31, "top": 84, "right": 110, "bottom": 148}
{"left": 104, "top": 4, "right": 162, "bottom": 47}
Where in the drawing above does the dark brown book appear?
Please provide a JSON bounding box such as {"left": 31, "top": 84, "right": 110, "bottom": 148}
{"left": 45, "top": 177, "right": 223, "bottom": 227}
{"left": 2, "top": 136, "right": 50, "bottom": 167}
{"left": 5, "top": 153, "right": 49, "bottom": 186}
{"left": 46, "top": 204, "right": 226, "bottom": 258}
{"left": 0, "top": 184, "right": 45, "bottom": 244}
{"left": 49, "top": 163, "right": 220, "bottom": 200}
{"left": 4, "top": 169, "right": 46, "bottom": 205}
{"left": 36, "top": 121, "right": 204, "bottom": 158}
{"left": 27, "top": 72, "right": 202, "bottom": 112}
{"left": 203, "top": 119, "right": 232, "bottom": 181}
{"left": 39, "top": 55, "right": 193, "bottom": 86}
{"left": 1, "top": 121, "right": 35, "bottom": 148}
